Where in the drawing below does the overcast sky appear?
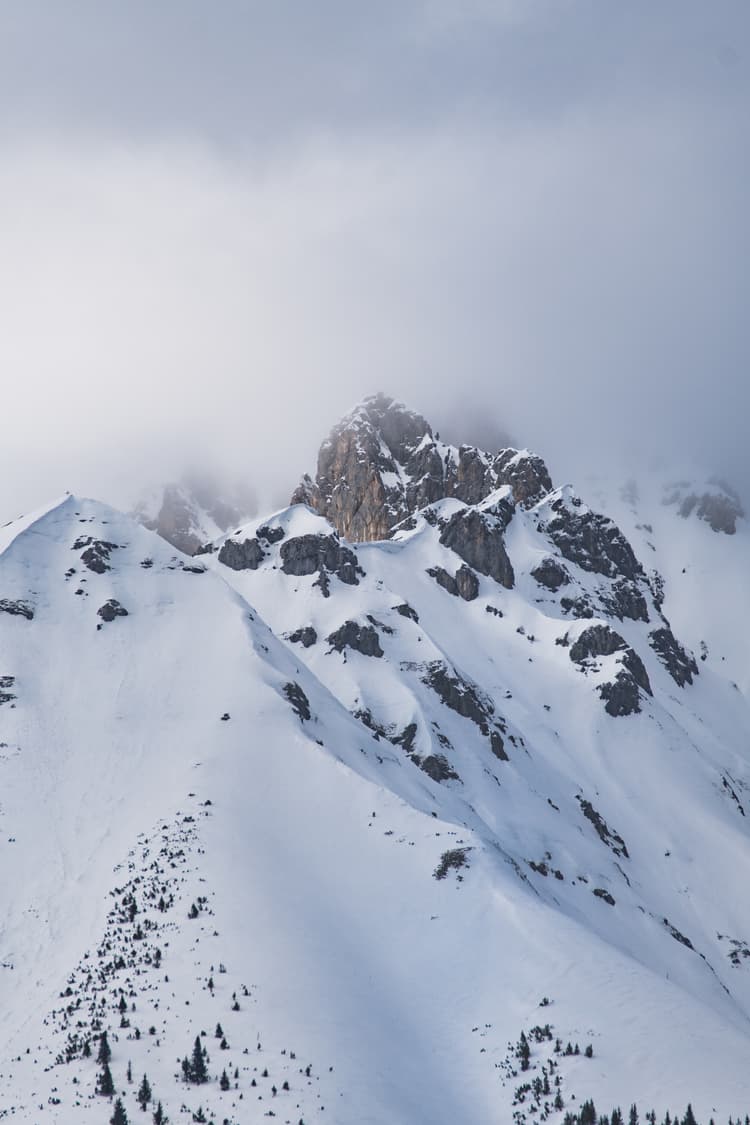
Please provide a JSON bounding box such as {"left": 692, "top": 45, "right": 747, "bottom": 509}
{"left": 0, "top": 0, "right": 747, "bottom": 519}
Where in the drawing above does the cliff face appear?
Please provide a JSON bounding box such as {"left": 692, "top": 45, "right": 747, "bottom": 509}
{"left": 291, "top": 393, "right": 552, "bottom": 542}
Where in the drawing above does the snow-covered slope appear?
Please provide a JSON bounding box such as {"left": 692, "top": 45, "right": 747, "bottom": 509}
{"left": 3, "top": 400, "right": 750, "bottom": 1124}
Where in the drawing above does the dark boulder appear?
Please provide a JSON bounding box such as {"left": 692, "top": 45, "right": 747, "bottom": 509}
{"left": 326, "top": 620, "right": 384, "bottom": 658}
{"left": 288, "top": 626, "right": 318, "bottom": 648}
{"left": 280, "top": 534, "right": 363, "bottom": 595}
{"left": 455, "top": 565, "right": 479, "bottom": 602}
{"left": 218, "top": 537, "right": 265, "bottom": 571}
{"left": 531, "top": 558, "right": 570, "bottom": 592}
{"left": 393, "top": 602, "right": 419, "bottom": 622}
{"left": 97, "top": 599, "right": 129, "bottom": 623}
{"left": 416, "top": 753, "right": 461, "bottom": 783}
{"left": 427, "top": 566, "right": 458, "bottom": 597}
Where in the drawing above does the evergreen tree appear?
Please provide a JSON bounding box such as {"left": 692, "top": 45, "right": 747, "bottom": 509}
{"left": 612, "top": 1110, "right": 624, "bottom": 1125}
{"left": 152, "top": 1103, "right": 167, "bottom": 1125}
{"left": 629, "top": 1107, "right": 639, "bottom": 1125}
{"left": 220, "top": 1069, "right": 230, "bottom": 1091}
{"left": 682, "top": 1108, "right": 698, "bottom": 1125}
{"left": 137, "top": 1073, "right": 152, "bottom": 1110}
{"left": 118, "top": 995, "right": 127, "bottom": 1013}
{"left": 190, "top": 1035, "right": 208, "bottom": 1084}
{"left": 581, "top": 1101, "right": 598, "bottom": 1125}
{"left": 97, "top": 1030, "right": 112, "bottom": 1065}
{"left": 127, "top": 1059, "right": 133, "bottom": 1083}
{"left": 215, "top": 1023, "right": 223, "bottom": 1039}
{"left": 518, "top": 1031, "right": 531, "bottom": 1071}
{"left": 110, "top": 1098, "right": 129, "bottom": 1125}
{"left": 98, "top": 1061, "right": 115, "bottom": 1097}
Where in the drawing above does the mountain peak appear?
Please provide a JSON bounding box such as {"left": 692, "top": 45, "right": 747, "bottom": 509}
{"left": 291, "top": 395, "right": 553, "bottom": 541}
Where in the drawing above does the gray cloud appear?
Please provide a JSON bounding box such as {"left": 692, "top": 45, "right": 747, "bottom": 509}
{"left": 0, "top": 1, "right": 747, "bottom": 521}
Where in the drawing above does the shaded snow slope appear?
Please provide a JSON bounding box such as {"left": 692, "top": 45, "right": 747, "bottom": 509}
{"left": 3, "top": 425, "right": 750, "bottom": 1123}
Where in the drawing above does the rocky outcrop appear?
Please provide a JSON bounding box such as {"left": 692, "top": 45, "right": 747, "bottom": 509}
{"left": 97, "top": 599, "right": 128, "bottom": 623}
{"left": 427, "top": 563, "right": 479, "bottom": 601}
{"left": 531, "top": 558, "right": 570, "bottom": 592}
{"left": 664, "top": 479, "right": 744, "bottom": 535}
{"left": 455, "top": 565, "right": 480, "bottom": 601}
{"left": 287, "top": 626, "right": 318, "bottom": 648}
{"left": 542, "top": 495, "right": 643, "bottom": 581}
{"left": 283, "top": 681, "right": 311, "bottom": 721}
{"left": 416, "top": 753, "right": 460, "bottom": 783}
{"left": 74, "top": 537, "right": 119, "bottom": 574}
{"left": 438, "top": 508, "right": 514, "bottom": 589}
{"left": 570, "top": 625, "right": 652, "bottom": 717}
{"left": 291, "top": 393, "right": 552, "bottom": 543}
{"left": 649, "top": 627, "right": 699, "bottom": 687}
{"left": 0, "top": 599, "right": 34, "bottom": 620}
{"left": 218, "top": 537, "right": 265, "bottom": 571}
{"left": 599, "top": 578, "right": 649, "bottom": 623}
{"left": 393, "top": 602, "right": 419, "bottom": 622}
{"left": 280, "top": 534, "right": 363, "bottom": 597}
{"left": 326, "top": 621, "right": 384, "bottom": 658}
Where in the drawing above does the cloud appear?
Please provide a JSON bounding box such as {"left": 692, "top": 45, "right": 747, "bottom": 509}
{"left": 0, "top": 2, "right": 747, "bottom": 520}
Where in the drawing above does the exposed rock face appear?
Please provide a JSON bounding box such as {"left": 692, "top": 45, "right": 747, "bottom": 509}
{"left": 664, "top": 478, "right": 745, "bottom": 535}
{"left": 438, "top": 508, "right": 514, "bottom": 589}
{"left": 455, "top": 565, "right": 480, "bottom": 602}
{"left": 599, "top": 578, "right": 650, "bottom": 623}
{"left": 649, "top": 627, "right": 699, "bottom": 687}
{"left": 280, "top": 534, "right": 363, "bottom": 596}
{"left": 531, "top": 558, "right": 570, "bottom": 592}
{"left": 291, "top": 393, "right": 552, "bottom": 542}
{"left": 0, "top": 599, "right": 34, "bottom": 620}
{"left": 541, "top": 494, "right": 643, "bottom": 581}
{"left": 287, "top": 626, "right": 318, "bottom": 648}
{"left": 423, "top": 660, "right": 509, "bottom": 757}
{"left": 417, "top": 753, "right": 460, "bottom": 783}
{"left": 283, "top": 681, "right": 311, "bottom": 721}
{"left": 427, "top": 564, "right": 479, "bottom": 601}
{"left": 326, "top": 620, "right": 384, "bottom": 658}
{"left": 0, "top": 674, "right": 16, "bottom": 705}
{"left": 97, "top": 599, "right": 128, "bottom": 623}
{"left": 570, "top": 625, "right": 627, "bottom": 663}
{"left": 570, "top": 625, "right": 652, "bottom": 717}
{"left": 133, "top": 475, "right": 257, "bottom": 556}
{"left": 217, "top": 537, "right": 265, "bottom": 571}
{"left": 74, "top": 538, "right": 119, "bottom": 574}
{"left": 393, "top": 602, "right": 419, "bottom": 622}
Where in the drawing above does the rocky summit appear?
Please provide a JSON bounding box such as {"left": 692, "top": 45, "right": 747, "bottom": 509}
{"left": 2, "top": 396, "right": 750, "bottom": 1125}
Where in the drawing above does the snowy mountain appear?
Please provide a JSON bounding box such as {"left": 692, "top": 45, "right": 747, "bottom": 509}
{"left": 2, "top": 397, "right": 750, "bottom": 1125}
{"left": 132, "top": 473, "right": 257, "bottom": 556}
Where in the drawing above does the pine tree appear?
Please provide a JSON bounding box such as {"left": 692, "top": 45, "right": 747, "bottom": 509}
{"left": 110, "top": 1098, "right": 129, "bottom": 1125}
{"left": 682, "top": 1108, "right": 698, "bottom": 1125}
{"left": 220, "top": 1069, "right": 230, "bottom": 1091}
{"left": 138, "top": 1073, "right": 152, "bottom": 1109}
{"left": 127, "top": 1059, "right": 133, "bottom": 1083}
{"left": 190, "top": 1035, "right": 208, "bottom": 1084}
{"left": 152, "top": 1103, "right": 168, "bottom": 1125}
{"left": 97, "top": 1030, "right": 112, "bottom": 1065}
{"left": 215, "top": 1023, "right": 223, "bottom": 1039}
{"left": 118, "top": 994, "right": 127, "bottom": 1013}
{"left": 518, "top": 1031, "right": 531, "bottom": 1071}
{"left": 98, "top": 1061, "right": 115, "bottom": 1097}
{"left": 629, "top": 1106, "right": 639, "bottom": 1125}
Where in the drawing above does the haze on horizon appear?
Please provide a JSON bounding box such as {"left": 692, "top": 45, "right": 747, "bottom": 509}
{"left": 0, "top": 0, "right": 747, "bottom": 521}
